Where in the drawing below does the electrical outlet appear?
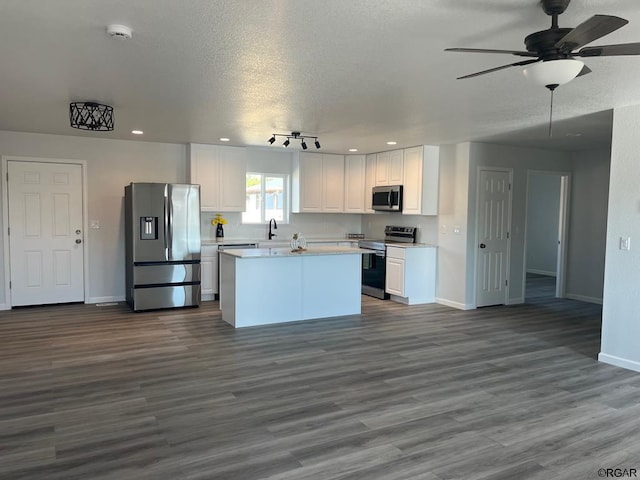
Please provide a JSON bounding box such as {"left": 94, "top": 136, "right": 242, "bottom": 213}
{"left": 453, "top": 225, "right": 461, "bottom": 235}
{"left": 90, "top": 220, "right": 100, "bottom": 229}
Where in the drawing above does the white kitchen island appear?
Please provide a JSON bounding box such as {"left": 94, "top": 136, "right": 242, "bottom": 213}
{"left": 219, "top": 246, "right": 369, "bottom": 328}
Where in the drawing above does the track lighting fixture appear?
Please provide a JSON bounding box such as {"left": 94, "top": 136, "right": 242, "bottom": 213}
{"left": 268, "top": 131, "right": 321, "bottom": 149}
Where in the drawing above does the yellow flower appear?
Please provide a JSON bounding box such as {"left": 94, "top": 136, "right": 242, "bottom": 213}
{"left": 211, "top": 214, "right": 227, "bottom": 226}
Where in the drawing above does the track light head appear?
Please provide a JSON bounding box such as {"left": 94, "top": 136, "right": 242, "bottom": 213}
{"left": 268, "top": 135, "right": 276, "bottom": 144}
{"left": 301, "top": 140, "right": 307, "bottom": 150}
{"left": 314, "top": 139, "right": 321, "bottom": 149}
{"left": 283, "top": 138, "right": 290, "bottom": 147}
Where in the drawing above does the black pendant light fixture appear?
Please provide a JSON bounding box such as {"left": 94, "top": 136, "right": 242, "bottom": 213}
{"left": 69, "top": 102, "right": 114, "bottom": 131}
{"left": 268, "top": 131, "right": 320, "bottom": 149}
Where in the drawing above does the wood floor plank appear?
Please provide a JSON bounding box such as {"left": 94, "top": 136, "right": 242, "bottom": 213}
{"left": 1, "top": 276, "right": 639, "bottom": 479}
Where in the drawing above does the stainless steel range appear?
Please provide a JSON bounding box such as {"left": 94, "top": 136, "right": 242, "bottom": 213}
{"left": 359, "top": 226, "right": 417, "bottom": 299}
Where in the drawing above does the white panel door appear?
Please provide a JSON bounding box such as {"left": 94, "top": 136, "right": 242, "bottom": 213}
{"left": 476, "top": 169, "right": 511, "bottom": 307}
{"left": 8, "top": 161, "right": 84, "bottom": 306}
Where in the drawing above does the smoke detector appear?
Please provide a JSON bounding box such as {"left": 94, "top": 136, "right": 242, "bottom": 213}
{"left": 106, "top": 24, "right": 132, "bottom": 40}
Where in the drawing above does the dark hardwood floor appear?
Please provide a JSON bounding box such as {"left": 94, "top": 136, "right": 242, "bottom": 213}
{"left": 1, "top": 284, "right": 639, "bottom": 480}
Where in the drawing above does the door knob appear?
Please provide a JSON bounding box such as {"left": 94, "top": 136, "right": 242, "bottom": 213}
{"left": 75, "top": 239, "right": 82, "bottom": 244}
{"left": 479, "top": 243, "right": 486, "bottom": 249}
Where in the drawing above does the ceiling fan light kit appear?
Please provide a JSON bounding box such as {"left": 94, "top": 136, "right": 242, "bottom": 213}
{"left": 522, "top": 59, "right": 584, "bottom": 89}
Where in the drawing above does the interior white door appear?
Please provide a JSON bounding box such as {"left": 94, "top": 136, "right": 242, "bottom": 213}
{"left": 476, "top": 169, "right": 511, "bottom": 307}
{"left": 8, "top": 161, "right": 85, "bottom": 306}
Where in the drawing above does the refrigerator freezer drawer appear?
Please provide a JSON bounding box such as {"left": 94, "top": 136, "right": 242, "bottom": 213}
{"left": 132, "top": 285, "right": 201, "bottom": 311}
{"left": 133, "top": 263, "right": 201, "bottom": 285}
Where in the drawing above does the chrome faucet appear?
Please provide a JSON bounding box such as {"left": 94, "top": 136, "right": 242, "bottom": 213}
{"left": 268, "top": 218, "right": 278, "bottom": 240}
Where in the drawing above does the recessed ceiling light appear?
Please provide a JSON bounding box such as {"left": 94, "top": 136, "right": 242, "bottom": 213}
{"left": 131, "top": 130, "right": 143, "bottom": 135}
{"left": 348, "top": 148, "right": 358, "bottom": 152}
{"left": 219, "top": 137, "right": 230, "bottom": 142}
{"left": 386, "top": 141, "right": 397, "bottom": 145}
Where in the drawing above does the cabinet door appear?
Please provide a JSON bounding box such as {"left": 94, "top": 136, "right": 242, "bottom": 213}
{"left": 375, "top": 151, "right": 390, "bottom": 186}
{"left": 218, "top": 146, "right": 247, "bottom": 212}
{"left": 389, "top": 149, "right": 404, "bottom": 185}
{"left": 322, "top": 154, "right": 345, "bottom": 212}
{"left": 364, "top": 154, "right": 376, "bottom": 213}
{"left": 201, "top": 257, "right": 214, "bottom": 295}
{"left": 189, "top": 144, "right": 219, "bottom": 211}
{"left": 343, "top": 155, "right": 365, "bottom": 213}
{"left": 386, "top": 257, "right": 405, "bottom": 296}
{"left": 300, "top": 152, "right": 323, "bottom": 212}
{"left": 402, "top": 146, "right": 423, "bottom": 215}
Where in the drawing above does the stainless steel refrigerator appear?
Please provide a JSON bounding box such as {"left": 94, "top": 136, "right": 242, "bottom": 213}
{"left": 125, "top": 183, "right": 201, "bottom": 311}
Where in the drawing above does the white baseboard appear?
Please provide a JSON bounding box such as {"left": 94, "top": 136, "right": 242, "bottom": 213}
{"left": 87, "top": 295, "right": 126, "bottom": 304}
{"left": 527, "top": 269, "right": 556, "bottom": 277}
{"left": 507, "top": 297, "right": 524, "bottom": 305}
{"left": 565, "top": 293, "right": 603, "bottom": 305}
{"left": 598, "top": 353, "right": 640, "bottom": 373}
{"left": 436, "top": 297, "right": 475, "bottom": 310}
{"left": 0, "top": 303, "right": 10, "bottom": 311}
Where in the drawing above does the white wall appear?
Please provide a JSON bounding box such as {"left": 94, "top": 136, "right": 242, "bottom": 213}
{"left": 436, "top": 143, "right": 474, "bottom": 309}
{"left": 0, "top": 130, "right": 186, "bottom": 306}
{"left": 599, "top": 104, "right": 640, "bottom": 373}
{"left": 566, "top": 148, "right": 610, "bottom": 303}
{"left": 526, "top": 173, "right": 561, "bottom": 276}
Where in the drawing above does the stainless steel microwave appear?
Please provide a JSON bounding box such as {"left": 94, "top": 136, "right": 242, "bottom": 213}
{"left": 372, "top": 185, "right": 403, "bottom": 212}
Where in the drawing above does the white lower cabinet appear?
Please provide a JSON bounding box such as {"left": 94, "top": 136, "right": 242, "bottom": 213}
{"left": 386, "top": 245, "right": 436, "bottom": 305}
{"left": 201, "top": 245, "right": 218, "bottom": 300}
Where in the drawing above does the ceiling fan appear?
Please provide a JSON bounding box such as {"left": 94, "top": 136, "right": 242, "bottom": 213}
{"left": 446, "top": 0, "right": 640, "bottom": 87}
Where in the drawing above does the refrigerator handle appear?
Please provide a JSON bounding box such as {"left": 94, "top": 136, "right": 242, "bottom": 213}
{"left": 165, "top": 186, "right": 172, "bottom": 260}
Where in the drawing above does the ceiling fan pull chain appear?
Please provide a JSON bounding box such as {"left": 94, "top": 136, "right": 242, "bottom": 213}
{"left": 548, "top": 87, "right": 555, "bottom": 137}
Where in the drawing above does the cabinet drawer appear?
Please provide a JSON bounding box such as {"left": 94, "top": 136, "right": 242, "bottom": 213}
{"left": 386, "top": 246, "right": 405, "bottom": 260}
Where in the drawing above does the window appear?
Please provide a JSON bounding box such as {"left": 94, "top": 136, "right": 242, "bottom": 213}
{"left": 242, "top": 173, "right": 289, "bottom": 224}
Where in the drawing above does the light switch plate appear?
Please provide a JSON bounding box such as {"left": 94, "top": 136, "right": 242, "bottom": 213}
{"left": 619, "top": 236, "right": 631, "bottom": 251}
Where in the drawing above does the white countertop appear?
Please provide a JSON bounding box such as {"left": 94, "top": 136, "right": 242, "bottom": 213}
{"left": 386, "top": 242, "right": 438, "bottom": 248}
{"left": 201, "top": 237, "right": 357, "bottom": 246}
{"left": 219, "top": 245, "right": 373, "bottom": 258}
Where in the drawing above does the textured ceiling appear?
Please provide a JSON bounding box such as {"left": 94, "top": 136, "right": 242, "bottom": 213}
{"left": 1, "top": 0, "right": 638, "bottom": 153}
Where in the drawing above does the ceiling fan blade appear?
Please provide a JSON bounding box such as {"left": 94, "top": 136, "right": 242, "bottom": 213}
{"left": 577, "top": 42, "right": 640, "bottom": 57}
{"left": 456, "top": 59, "right": 539, "bottom": 80}
{"left": 555, "top": 15, "right": 628, "bottom": 52}
{"left": 577, "top": 65, "right": 592, "bottom": 77}
{"left": 445, "top": 47, "right": 538, "bottom": 57}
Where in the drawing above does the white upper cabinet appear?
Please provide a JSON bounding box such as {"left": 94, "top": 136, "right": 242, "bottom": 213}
{"left": 344, "top": 155, "right": 366, "bottom": 213}
{"left": 388, "top": 149, "right": 404, "bottom": 185}
{"left": 402, "top": 145, "right": 439, "bottom": 216}
{"left": 375, "top": 149, "right": 404, "bottom": 186}
{"left": 322, "top": 154, "right": 345, "bottom": 212}
{"left": 364, "top": 154, "right": 376, "bottom": 214}
{"left": 292, "top": 152, "right": 345, "bottom": 213}
{"left": 188, "top": 143, "right": 247, "bottom": 212}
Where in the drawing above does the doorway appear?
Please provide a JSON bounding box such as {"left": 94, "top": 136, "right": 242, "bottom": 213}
{"left": 2, "top": 157, "right": 88, "bottom": 307}
{"left": 523, "top": 170, "right": 570, "bottom": 302}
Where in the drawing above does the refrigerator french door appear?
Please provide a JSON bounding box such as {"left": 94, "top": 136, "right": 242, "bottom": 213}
{"left": 125, "top": 183, "right": 201, "bottom": 311}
